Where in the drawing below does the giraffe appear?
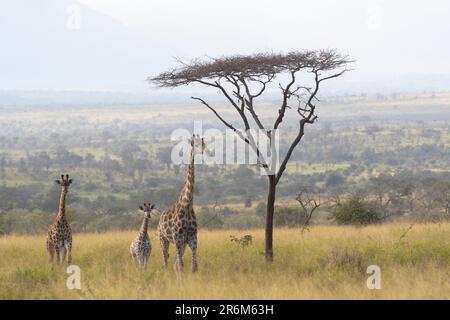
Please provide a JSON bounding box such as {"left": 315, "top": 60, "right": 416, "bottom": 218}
{"left": 158, "top": 134, "right": 207, "bottom": 272}
{"left": 130, "top": 203, "right": 155, "bottom": 268}
{"left": 47, "top": 174, "right": 73, "bottom": 265}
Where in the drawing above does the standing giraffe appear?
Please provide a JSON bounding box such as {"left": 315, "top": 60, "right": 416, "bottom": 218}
{"left": 47, "top": 174, "right": 73, "bottom": 265}
{"left": 158, "top": 134, "right": 207, "bottom": 272}
{"left": 130, "top": 203, "right": 155, "bottom": 268}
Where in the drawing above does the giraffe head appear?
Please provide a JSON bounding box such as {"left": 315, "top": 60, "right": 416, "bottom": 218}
{"left": 139, "top": 203, "right": 155, "bottom": 218}
{"left": 190, "top": 134, "right": 210, "bottom": 156}
{"left": 55, "top": 174, "right": 72, "bottom": 193}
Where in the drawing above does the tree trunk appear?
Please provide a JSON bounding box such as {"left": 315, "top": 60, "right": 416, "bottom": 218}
{"left": 265, "top": 174, "right": 276, "bottom": 262}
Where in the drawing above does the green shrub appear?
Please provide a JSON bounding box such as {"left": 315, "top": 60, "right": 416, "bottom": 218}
{"left": 254, "top": 202, "right": 266, "bottom": 217}
{"left": 197, "top": 207, "right": 224, "bottom": 229}
{"left": 333, "top": 198, "right": 381, "bottom": 225}
{"left": 274, "top": 206, "right": 307, "bottom": 227}
{"left": 223, "top": 214, "right": 263, "bottom": 229}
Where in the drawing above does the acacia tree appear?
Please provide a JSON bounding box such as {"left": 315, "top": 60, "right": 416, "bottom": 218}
{"left": 150, "top": 50, "right": 351, "bottom": 262}
{"left": 296, "top": 188, "right": 321, "bottom": 231}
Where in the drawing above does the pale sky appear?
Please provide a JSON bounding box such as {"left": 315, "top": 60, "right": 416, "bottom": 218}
{"left": 77, "top": 0, "right": 450, "bottom": 76}
{"left": 1, "top": 0, "right": 450, "bottom": 92}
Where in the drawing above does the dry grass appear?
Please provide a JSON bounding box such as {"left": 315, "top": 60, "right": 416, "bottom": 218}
{"left": 0, "top": 223, "right": 449, "bottom": 299}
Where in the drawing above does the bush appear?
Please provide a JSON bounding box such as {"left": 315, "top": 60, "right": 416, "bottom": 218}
{"left": 223, "top": 214, "right": 263, "bottom": 229}
{"left": 333, "top": 198, "right": 381, "bottom": 225}
{"left": 274, "top": 206, "right": 306, "bottom": 227}
{"left": 197, "top": 207, "right": 224, "bottom": 229}
{"left": 254, "top": 202, "right": 266, "bottom": 217}
{"left": 325, "top": 174, "right": 345, "bottom": 188}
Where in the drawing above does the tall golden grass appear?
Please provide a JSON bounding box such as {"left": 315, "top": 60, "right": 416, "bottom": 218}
{"left": 0, "top": 222, "right": 449, "bottom": 299}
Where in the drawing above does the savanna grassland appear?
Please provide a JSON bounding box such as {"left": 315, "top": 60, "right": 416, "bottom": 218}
{"left": 1, "top": 223, "right": 449, "bottom": 300}
{"left": 1, "top": 93, "right": 450, "bottom": 300}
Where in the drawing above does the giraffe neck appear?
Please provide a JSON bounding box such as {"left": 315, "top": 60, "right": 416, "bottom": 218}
{"left": 56, "top": 188, "right": 68, "bottom": 222}
{"left": 176, "top": 145, "right": 195, "bottom": 209}
{"left": 139, "top": 215, "right": 149, "bottom": 235}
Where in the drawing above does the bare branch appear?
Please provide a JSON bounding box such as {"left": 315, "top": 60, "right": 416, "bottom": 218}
{"left": 240, "top": 77, "right": 267, "bottom": 130}
{"left": 191, "top": 96, "right": 249, "bottom": 144}
{"left": 318, "top": 69, "right": 350, "bottom": 83}
{"left": 296, "top": 190, "right": 321, "bottom": 230}
{"left": 274, "top": 70, "right": 298, "bottom": 130}
{"left": 214, "top": 81, "right": 251, "bottom": 131}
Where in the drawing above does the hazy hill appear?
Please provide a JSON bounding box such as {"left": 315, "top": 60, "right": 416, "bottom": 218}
{"left": 1, "top": 0, "right": 450, "bottom": 101}
{"left": 0, "top": 0, "right": 170, "bottom": 91}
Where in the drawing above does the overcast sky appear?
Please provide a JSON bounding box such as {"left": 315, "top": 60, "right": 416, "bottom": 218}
{"left": 77, "top": 0, "right": 450, "bottom": 76}
{"left": 1, "top": 0, "right": 449, "bottom": 93}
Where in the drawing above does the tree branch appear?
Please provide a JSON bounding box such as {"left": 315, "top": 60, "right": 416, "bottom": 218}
{"left": 275, "top": 70, "right": 321, "bottom": 185}
{"left": 240, "top": 77, "right": 267, "bottom": 130}
{"left": 274, "top": 70, "right": 299, "bottom": 129}
{"left": 215, "top": 80, "right": 251, "bottom": 131}
{"left": 296, "top": 190, "right": 320, "bottom": 230}
{"left": 191, "top": 96, "right": 249, "bottom": 144}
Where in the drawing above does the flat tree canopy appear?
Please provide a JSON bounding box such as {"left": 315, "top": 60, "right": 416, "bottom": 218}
{"left": 151, "top": 50, "right": 350, "bottom": 87}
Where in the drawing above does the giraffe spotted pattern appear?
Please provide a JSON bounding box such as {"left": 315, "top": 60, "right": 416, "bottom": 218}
{"left": 158, "top": 135, "right": 207, "bottom": 272}
{"left": 47, "top": 174, "right": 73, "bottom": 265}
{"left": 130, "top": 203, "right": 155, "bottom": 268}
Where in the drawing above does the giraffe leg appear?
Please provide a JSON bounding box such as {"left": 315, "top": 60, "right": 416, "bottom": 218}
{"left": 131, "top": 252, "right": 138, "bottom": 265}
{"left": 47, "top": 240, "right": 55, "bottom": 263}
{"left": 174, "top": 241, "right": 186, "bottom": 272}
{"left": 66, "top": 241, "right": 72, "bottom": 265}
{"left": 160, "top": 236, "right": 170, "bottom": 269}
{"left": 60, "top": 247, "right": 67, "bottom": 264}
{"left": 147, "top": 247, "right": 152, "bottom": 269}
{"left": 55, "top": 247, "right": 60, "bottom": 265}
{"left": 143, "top": 247, "right": 150, "bottom": 269}
{"left": 130, "top": 244, "right": 137, "bottom": 264}
{"left": 188, "top": 236, "right": 198, "bottom": 272}
{"left": 143, "top": 255, "right": 148, "bottom": 269}
{"left": 133, "top": 249, "right": 141, "bottom": 267}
